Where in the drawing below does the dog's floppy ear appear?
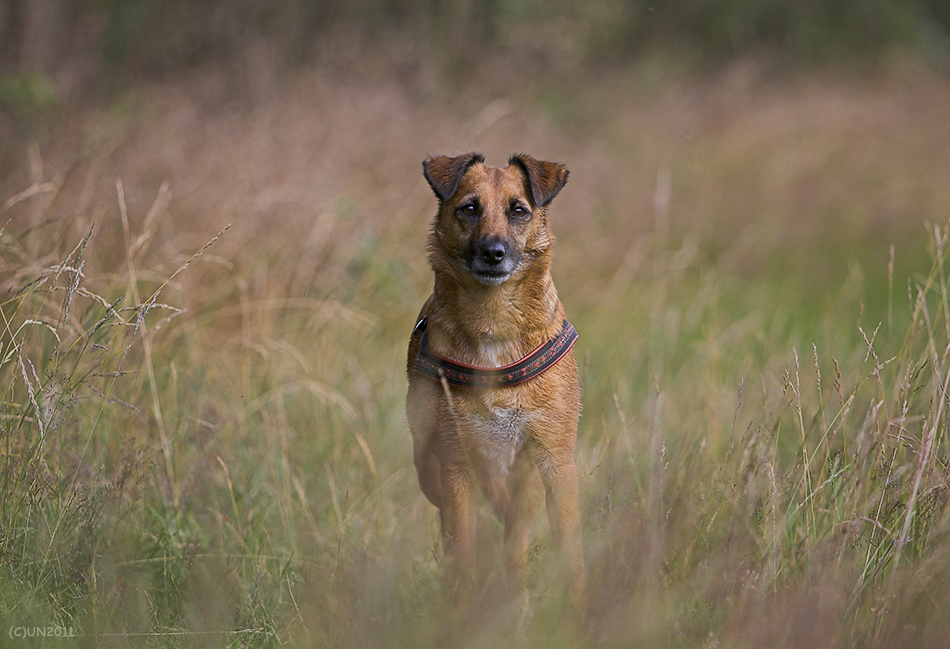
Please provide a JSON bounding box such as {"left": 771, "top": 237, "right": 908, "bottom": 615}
{"left": 423, "top": 152, "right": 485, "bottom": 202}
{"left": 508, "top": 153, "right": 569, "bottom": 208}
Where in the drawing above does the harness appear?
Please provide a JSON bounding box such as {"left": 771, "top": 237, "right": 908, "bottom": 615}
{"left": 412, "top": 317, "right": 578, "bottom": 389}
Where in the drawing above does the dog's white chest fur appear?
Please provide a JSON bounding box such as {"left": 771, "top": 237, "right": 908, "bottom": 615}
{"left": 479, "top": 335, "right": 510, "bottom": 367}
{"left": 467, "top": 337, "right": 529, "bottom": 472}
{"left": 472, "top": 404, "right": 526, "bottom": 473}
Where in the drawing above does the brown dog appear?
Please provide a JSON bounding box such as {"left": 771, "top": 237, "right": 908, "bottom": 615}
{"left": 406, "top": 152, "right": 583, "bottom": 607}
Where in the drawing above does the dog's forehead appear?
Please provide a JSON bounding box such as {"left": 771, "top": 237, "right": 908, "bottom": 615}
{"left": 456, "top": 163, "right": 528, "bottom": 199}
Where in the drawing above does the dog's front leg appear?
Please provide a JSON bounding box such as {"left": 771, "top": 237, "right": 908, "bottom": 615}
{"left": 504, "top": 449, "right": 544, "bottom": 601}
{"left": 439, "top": 464, "right": 477, "bottom": 602}
{"left": 538, "top": 451, "right": 586, "bottom": 609}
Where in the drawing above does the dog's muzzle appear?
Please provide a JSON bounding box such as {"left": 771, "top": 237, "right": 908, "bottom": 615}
{"left": 468, "top": 237, "right": 520, "bottom": 285}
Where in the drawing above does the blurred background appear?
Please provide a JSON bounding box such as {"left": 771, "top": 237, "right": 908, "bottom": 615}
{"left": 3, "top": 0, "right": 950, "bottom": 307}
{"left": 4, "top": 1, "right": 950, "bottom": 646}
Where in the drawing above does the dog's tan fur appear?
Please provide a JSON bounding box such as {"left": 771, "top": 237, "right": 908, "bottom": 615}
{"left": 406, "top": 152, "right": 583, "bottom": 605}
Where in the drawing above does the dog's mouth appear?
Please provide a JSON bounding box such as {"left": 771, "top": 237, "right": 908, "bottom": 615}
{"left": 471, "top": 268, "right": 514, "bottom": 285}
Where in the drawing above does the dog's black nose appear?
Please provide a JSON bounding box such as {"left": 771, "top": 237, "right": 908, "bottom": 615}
{"left": 479, "top": 240, "right": 507, "bottom": 266}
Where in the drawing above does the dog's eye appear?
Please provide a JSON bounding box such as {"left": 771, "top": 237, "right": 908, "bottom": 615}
{"left": 459, "top": 203, "right": 478, "bottom": 218}
{"left": 510, "top": 204, "right": 530, "bottom": 220}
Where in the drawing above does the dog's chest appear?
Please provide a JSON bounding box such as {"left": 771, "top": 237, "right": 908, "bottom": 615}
{"left": 453, "top": 335, "right": 536, "bottom": 470}
{"left": 469, "top": 398, "right": 527, "bottom": 472}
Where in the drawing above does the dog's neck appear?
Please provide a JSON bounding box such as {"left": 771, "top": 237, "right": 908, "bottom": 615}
{"left": 426, "top": 249, "right": 565, "bottom": 368}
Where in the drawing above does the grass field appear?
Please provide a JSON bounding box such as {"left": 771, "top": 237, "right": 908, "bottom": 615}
{"left": 3, "top": 54, "right": 950, "bottom": 647}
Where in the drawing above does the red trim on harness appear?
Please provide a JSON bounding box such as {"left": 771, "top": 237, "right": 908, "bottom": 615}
{"left": 412, "top": 318, "right": 578, "bottom": 388}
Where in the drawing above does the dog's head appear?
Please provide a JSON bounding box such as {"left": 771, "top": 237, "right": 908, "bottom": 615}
{"left": 423, "top": 152, "right": 568, "bottom": 286}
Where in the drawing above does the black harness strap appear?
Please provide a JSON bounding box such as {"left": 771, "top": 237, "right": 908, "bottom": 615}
{"left": 412, "top": 318, "right": 578, "bottom": 389}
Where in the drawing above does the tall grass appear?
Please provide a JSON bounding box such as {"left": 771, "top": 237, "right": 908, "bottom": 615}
{"left": 574, "top": 220, "right": 950, "bottom": 647}
{"left": 2, "top": 156, "right": 950, "bottom": 649}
